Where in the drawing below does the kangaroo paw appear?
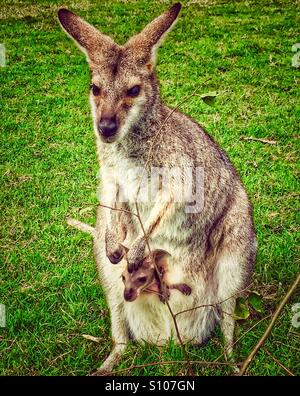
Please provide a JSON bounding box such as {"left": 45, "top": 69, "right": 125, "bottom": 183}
{"left": 159, "top": 283, "right": 170, "bottom": 303}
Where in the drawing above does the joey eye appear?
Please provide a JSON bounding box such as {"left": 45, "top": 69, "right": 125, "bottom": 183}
{"left": 138, "top": 276, "right": 147, "bottom": 284}
{"left": 127, "top": 85, "right": 141, "bottom": 98}
{"left": 91, "top": 84, "right": 101, "bottom": 96}
{"left": 121, "top": 275, "right": 125, "bottom": 281}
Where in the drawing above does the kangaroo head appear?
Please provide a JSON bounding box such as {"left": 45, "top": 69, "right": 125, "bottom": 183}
{"left": 58, "top": 4, "right": 181, "bottom": 143}
{"left": 122, "top": 249, "right": 170, "bottom": 302}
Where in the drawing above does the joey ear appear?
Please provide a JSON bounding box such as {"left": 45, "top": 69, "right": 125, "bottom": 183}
{"left": 125, "top": 3, "right": 181, "bottom": 67}
{"left": 151, "top": 249, "right": 171, "bottom": 268}
{"left": 57, "top": 8, "right": 116, "bottom": 63}
{"left": 141, "top": 249, "right": 170, "bottom": 269}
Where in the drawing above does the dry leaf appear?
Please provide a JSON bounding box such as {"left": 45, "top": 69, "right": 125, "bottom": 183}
{"left": 82, "top": 334, "right": 101, "bottom": 343}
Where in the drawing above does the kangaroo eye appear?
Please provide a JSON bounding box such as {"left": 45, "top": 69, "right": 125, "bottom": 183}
{"left": 127, "top": 85, "right": 141, "bottom": 97}
{"left": 138, "top": 276, "right": 147, "bottom": 283}
{"left": 121, "top": 275, "right": 125, "bottom": 281}
{"left": 91, "top": 84, "right": 101, "bottom": 96}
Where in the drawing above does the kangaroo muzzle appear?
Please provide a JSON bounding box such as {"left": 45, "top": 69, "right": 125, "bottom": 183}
{"left": 124, "top": 287, "right": 137, "bottom": 302}
{"left": 99, "top": 116, "right": 118, "bottom": 139}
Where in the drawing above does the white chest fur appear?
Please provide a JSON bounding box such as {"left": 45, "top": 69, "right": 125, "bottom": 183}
{"left": 97, "top": 152, "right": 219, "bottom": 345}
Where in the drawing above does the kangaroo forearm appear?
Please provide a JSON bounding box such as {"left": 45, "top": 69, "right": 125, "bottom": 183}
{"left": 140, "top": 194, "right": 174, "bottom": 239}
{"left": 127, "top": 197, "right": 174, "bottom": 270}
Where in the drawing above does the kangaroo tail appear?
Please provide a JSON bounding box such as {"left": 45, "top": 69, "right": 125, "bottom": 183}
{"left": 66, "top": 217, "right": 96, "bottom": 238}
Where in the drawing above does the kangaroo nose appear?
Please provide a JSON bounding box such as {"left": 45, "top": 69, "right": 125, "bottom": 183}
{"left": 99, "top": 116, "right": 118, "bottom": 138}
{"left": 124, "top": 288, "right": 135, "bottom": 302}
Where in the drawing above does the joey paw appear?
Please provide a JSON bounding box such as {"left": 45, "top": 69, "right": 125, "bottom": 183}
{"left": 181, "top": 284, "right": 192, "bottom": 295}
{"left": 159, "top": 283, "right": 170, "bottom": 303}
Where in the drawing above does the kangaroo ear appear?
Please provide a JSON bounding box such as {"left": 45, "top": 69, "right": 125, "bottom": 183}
{"left": 141, "top": 249, "right": 170, "bottom": 270}
{"left": 152, "top": 249, "right": 171, "bottom": 268}
{"left": 58, "top": 9, "right": 116, "bottom": 63}
{"left": 126, "top": 3, "right": 181, "bottom": 68}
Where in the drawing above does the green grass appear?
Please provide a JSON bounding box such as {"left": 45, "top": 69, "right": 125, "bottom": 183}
{"left": 0, "top": 0, "right": 299, "bottom": 376}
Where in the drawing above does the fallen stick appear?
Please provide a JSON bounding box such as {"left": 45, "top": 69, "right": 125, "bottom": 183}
{"left": 263, "top": 348, "right": 295, "bottom": 376}
{"left": 110, "top": 359, "right": 242, "bottom": 375}
{"left": 238, "top": 272, "right": 300, "bottom": 376}
{"left": 240, "top": 136, "right": 277, "bottom": 145}
{"left": 66, "top": 217, "right": 96, "bottom": 237}
{"left": 214, "top": 314, "right": 271, "bottom": 363}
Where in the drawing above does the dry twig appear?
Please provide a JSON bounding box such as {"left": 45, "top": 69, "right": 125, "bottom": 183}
{"left": 110, "top": 359, "right": 242, "bottom": 376}
{"left": 98, "top": 204, "right": 138, "bottom": 217}
{"left": 174, "top": 285, "right": 252, "bottom": 319}
{"left": 134, "top": 202, "right": 193, "bottom": 375}
{"left": 238, "top": 272, "right": 300, "bottom": 376}
{"left": 263, "top": 348, "right": 295, "bottom": 376}
{"left": 131, "top": 78, "right": 213, "bottom": 374}
{"left": 214, "top": 314, "right": 271, "bottom": 363}
{"left": 240, "top": 136, "right": 277, "bottom": 145}
{"left": 135, "top": 77, "right": 212, "bottom": 199}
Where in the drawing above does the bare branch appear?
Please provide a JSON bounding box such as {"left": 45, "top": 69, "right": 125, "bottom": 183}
{"left": 273, "top": 341, "right": 300, "bottom": 353}
{"left": 263, "top": 348, "right": 295, "bottom": 376}
{"left": 128, "top": 78, "right": 214, "bottom": 374}
{"left": 174, "top": 285, "right": 252, "bottom": 318}
{"left": 99, "top": 203, "right": 138, "bottom": 217}
{"left": 238, "top": 272, "right": 300, "bottom": 376}
{"left": 110, "top": 359, "right": 242, "bottom": 375}
{"left": 214, "top": 314, "right": 272, "bottom": 363}
{"left": 136, "top": 78, "right": 212, "bottom": 199}
{"left": 134, "top": 203, "right": 193, "bottom": 375}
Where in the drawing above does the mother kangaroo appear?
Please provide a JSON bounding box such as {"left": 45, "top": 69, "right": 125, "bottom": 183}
{"left": 58, "top": 3, "right": 256, "bottom": 374}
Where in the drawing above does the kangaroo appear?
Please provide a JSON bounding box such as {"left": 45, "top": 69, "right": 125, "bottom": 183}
{"left": 122, "top": 249, "right": 192, "bottom": 302}
{"left": 59, "top": 3, "right": 256, "bottom": 375}
{"left": 66, "top": 220, "right": 192, "bottom": 302}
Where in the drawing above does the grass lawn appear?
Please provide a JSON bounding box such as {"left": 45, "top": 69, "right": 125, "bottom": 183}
{"left": 0, "top": 0, "right": 299, "bottom": 376}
